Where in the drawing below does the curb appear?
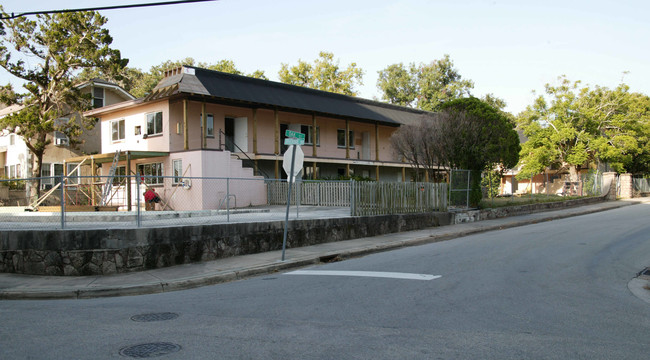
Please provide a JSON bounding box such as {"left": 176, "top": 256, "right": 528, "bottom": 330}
{"left": 0, "top": 200, "right": 639, "bottom": 300}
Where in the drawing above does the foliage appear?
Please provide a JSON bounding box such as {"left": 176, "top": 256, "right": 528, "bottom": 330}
{"left": 481, "top": 169, "right": 503, "bottom": 198}
{"left": 0, "top": 7, "right": 127, "bottom": 196}
{"left": 377, "top": 55, "right": 474, "bottom": 111}
{"left": 391, "top": 97, "right": 519, "bottom": 206}
{"left": 479, "top": 194, "right": 587, "bottom": 209}
{"left": 516, "top": 76, "right": 650, "bottom": 181}
{"left": 278, "top": 51, "right": 364, "bottom": 96}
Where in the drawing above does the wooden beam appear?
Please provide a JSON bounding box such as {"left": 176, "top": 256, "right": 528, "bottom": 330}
{"left": 274, "top": 109, "right": 279, "bottom": 179}
{"left": 253, "top": 108, "right": 258, "bottom": 154}
{"left": 201, "top": 102, "right": 207, "bottom": 149}
{"left": 183, "top": 99, "right": 189, "bottom": 150}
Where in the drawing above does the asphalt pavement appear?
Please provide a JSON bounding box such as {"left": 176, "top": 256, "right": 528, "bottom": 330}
{"left": 1, "top": 198, "right": 649, "bottom": 300}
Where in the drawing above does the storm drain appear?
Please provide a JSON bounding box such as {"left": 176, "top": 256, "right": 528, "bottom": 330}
{"left": 119, "top": 342, "right": 181, "bottom": 358}
{"left": 130, "top": 312, "right": 179, "bottom": 322}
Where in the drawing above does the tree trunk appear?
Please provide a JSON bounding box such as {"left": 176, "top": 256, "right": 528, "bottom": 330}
{"left": 568, "top": 165, "right": 580, "bottom": 182}
{"left": 29, "top": 150, "right": 44, "bottom": 203}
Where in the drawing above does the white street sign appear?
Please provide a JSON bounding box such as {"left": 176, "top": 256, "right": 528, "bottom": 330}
{"left": 283, "top": 145, "right": 304, "bottom": 181}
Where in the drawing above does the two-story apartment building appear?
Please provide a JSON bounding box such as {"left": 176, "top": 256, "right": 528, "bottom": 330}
{"left": 75, "top": 66, "right": 434, "bottom": 210}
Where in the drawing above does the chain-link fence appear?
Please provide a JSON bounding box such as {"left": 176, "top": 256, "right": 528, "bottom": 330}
{"left": 1, "top": 175, "right": 451, "bottom": 230}
{"left": 633, "top": 176, "right": 650, "bottom": 194}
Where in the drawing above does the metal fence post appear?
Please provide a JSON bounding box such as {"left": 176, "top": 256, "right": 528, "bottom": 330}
{"left": 466, "top": 170, "right": 470, "bottom": 208}
{"left": 136, "top": 174, "right": 141, "bottom": 228}
{"left": 226, "top": 177, "right": 230, "bottom": 222}
{"left": 60, "top": 174, "right": 65, "bottom": 229}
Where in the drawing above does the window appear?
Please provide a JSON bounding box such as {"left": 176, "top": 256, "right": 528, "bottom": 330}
{"left": 41, "top": 163, "right": 52, "bottom": 187}
{"left": 137, "top": 162, "right": 163, "bottom": 185}
{"left": 111, "top": 119, "right": 125, "bottom": 141}
{"left": 301, "top": 125, "right": 319, "bottom": 146}
{"left": 67, "top": 163, "right": 80, "bottom": 184}
{"left": 54, "top": 131, "right": 69, "bottom": 146}
{"left": 337, "top": 129, "right": 355, "bottom": 149}
{"left": 112, "top": 166, "right": 126, "bottom": 185}
{"left": 207, "top": 114, "right": 214, "bottom": 137}
{"left": 9, "top": 134, "right": 15, "bottom": 146}
{"left": 201, "top": 114, "right": 214, "bottom": 138}
{"left": 93, "top": 87, "right": 104, "bottom": 108}
{"left": 146, "top": 111, "right": 163, "bottom": 136}
{"left": 172, "top": 159, "right": 183, "bottom": 184}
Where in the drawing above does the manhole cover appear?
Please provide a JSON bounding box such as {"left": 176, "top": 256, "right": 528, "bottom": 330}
{"left": 119, "top": 342, "right": 181, "bottom": 358}
{"left": 130, "top": 312, "right": 179, "bottom": 322}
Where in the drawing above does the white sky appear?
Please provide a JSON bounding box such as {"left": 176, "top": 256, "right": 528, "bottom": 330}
{"left": 1, "top": 0, "right": 648, "bottom": 114}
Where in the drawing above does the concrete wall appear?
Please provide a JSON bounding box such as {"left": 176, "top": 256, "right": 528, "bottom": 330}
{"left": 0, "top": 212, "right": 453, "bottom": 276}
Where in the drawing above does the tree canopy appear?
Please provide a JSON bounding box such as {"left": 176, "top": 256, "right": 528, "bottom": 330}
{"left": 516, "top": 76, "right": 650, "bottom": 180}
{"left": 377, "top": 55, "right": 474, "bottom": 111}
{"left": 391, "top": 97, "right": 520, "bottom": 204}
{"left": 278, "top": 51, "right": 364, "bottom": 96}
{"left": 0, "top": 7, "right": 127, "bottom": 192}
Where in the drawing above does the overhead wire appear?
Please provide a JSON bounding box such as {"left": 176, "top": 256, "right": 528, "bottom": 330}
{"left": 0, "top": 0, "right": 219, "bottom": 20}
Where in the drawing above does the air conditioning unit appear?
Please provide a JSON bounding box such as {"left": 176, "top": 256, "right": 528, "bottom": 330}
{"left": 55, "top": 138, "right": 69, "bottom": 146}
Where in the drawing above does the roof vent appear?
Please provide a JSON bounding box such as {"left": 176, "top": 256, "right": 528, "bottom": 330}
{"left": 163, "top": 66, "right": 194, "bottom": 78}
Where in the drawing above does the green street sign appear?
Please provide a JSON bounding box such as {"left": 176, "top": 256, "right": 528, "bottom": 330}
{"left": 285, "top": 129, "right": 305, "bottom": 140}
{"left": 284, "top": 137, "right": 305, "bottom": 145}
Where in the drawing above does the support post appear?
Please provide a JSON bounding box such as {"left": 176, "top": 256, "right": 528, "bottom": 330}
{"left": 183, "top": 99, "right": 189, "bottom": 150}
{"left": 126, "top": 151, "right": 132, "bottom": 211}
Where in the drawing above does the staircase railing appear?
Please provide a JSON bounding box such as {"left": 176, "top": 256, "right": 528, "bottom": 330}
{"left": 219, "top": 129, "right": 272, "bottom": 179}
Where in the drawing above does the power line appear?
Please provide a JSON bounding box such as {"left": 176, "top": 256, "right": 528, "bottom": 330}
{"left": 1, "top": 0, "right": 219, "bottom": 20}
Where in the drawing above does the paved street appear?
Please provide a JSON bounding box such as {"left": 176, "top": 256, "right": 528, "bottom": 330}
{"left": 2, "top": 202, "right": 650, "bottom": 359}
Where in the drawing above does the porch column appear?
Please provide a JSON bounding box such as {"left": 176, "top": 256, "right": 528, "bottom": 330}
{"left": 402, "top": 167, "right": 406, "bottom": 182}
{"left": 253, "top": 108, "right": 259, "bottom": 176}
{"left": 91, "top": 156, "right": 96, "bottom": 206}
{"left": 312, "top": 114, "right": 317, "bottom": 179}
{"left": 201, "top": 103, "right": 207, "bottom": 149}
{"left": 274, "top": 109, "right": 280, "bottom": 179}
{"left": 375, "top": 122, "right": 380, "bottom": 181}
{"left": 183, "top": 99, "right": 189, "bottom": 150}
{"left": 126, "top": 151, "right": 132, "bottom": 211}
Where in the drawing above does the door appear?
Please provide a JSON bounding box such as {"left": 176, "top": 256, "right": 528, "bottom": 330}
{"left": 225, "top": 117, "right": 234, "bottom": 152}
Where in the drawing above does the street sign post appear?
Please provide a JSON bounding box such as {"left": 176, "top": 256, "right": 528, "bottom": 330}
{"left": 281, "top": 132, "right": 305, "bottom": 261}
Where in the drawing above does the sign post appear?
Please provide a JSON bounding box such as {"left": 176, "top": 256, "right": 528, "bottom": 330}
{"left": 281, "top": 130, "right": 305, "bottom": 261}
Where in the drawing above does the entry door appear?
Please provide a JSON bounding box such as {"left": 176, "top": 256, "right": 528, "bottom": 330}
{"left": 225, "top": 117, "right": 234, "bottom": 152}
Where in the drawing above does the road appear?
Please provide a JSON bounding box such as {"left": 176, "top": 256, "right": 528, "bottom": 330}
{"left": 2, "top": 203, "right": 650, "bottom": 359}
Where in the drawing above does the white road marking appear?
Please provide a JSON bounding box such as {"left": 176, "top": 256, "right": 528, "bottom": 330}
{"left": 286, "top": 270, "right": 441, "bottom": 281}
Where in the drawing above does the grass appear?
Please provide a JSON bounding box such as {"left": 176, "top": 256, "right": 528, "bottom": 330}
{"left": 479, "top": 194, "right": 591, "bottom": 209}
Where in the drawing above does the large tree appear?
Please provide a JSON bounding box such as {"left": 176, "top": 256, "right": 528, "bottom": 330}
{"left": 278, "top": 51, "right": 364, "bottom": 96}
{"left": 377, "top": 55, "right": 474, "bottom": 111}
{"left": 391, "top": 97, "right": 519, "bottom": 206}
{"left": 516, "top": 76, "right": 650, "bottom": 181}
{"left": 0, "top": 7, "right": 127, "bottom": 198}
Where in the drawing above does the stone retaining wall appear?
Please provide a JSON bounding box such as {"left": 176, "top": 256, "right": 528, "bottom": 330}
{"left": 453, "top": 195, "right": 607, "bottom": 224}
{"left": 0, "top": 212, "right": 453, "bottom": 276}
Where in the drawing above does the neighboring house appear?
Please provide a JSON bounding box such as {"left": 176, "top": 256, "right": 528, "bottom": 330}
{"left": 74, "top": 66, "right": 434, "bottom": 210}
{"left": 0, "top": 80, "right": 135, "bottom": 192}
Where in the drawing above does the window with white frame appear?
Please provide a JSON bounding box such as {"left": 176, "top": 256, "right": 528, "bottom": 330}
{"left": 111, "top": 119, "right": 125, "bottom": 142}
{"left": 54, "top": 131, "right": 69, "bottom": 146}
{"left": 301, "top": 125, "right": 319, "bottom": 146}
{"left": 172, "top": 159, "right": 183, "bottom": 184}
{"left": 93, "top": 87, "right": 104, "bottom": 108}
{"left": 9, "top": 134, "right": 15, "bottom": 146}
{"left": 40, "top": 163, "right": 52, "bottom": 187}
{"left": 337, "top": 129, "right": 355, "bottom": 149}
{"left": 146, "top": 111, "right": 163, "bottom": 136}
{"left": 201, "top": 114, "right": 214, "bottom": 138}
{"left": 137, "top": 162, "right": 164, "bottom": 185}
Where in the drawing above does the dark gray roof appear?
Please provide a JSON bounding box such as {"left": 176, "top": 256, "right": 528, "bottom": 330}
{"left": 148, "top": 66, "right": 433, "bottom": 126}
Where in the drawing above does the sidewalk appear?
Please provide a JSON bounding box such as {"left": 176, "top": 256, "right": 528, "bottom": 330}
{"left": 1, "top": 199, "right": 646, "bottom": 300}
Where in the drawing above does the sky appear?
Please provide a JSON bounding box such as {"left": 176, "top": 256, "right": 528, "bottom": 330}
{"left": 1, "top": 0, "right": 649, "bottom": 114}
